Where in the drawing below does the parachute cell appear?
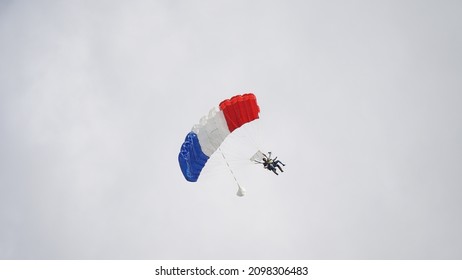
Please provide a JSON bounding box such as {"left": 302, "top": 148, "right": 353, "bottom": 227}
{"left": 178, "top": 93, "right": 260, "bottom": 182}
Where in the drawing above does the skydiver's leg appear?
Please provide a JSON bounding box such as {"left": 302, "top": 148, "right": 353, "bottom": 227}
{"left": 268, "top": 165, "right": 278, "bottom": 175}
{"left": 274, "top": 160, "right": 285, "bottom": 167}
{"left": 276, "top": 164, "right": 284, "bottom": 172}
{"left": 272, "top": 160, "right": 284, "bottom": 172}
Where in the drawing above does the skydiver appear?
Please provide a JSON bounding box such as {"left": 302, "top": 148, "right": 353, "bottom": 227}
{"left": 262, "top": 157, "right": 279, "bottom": 175}
{"left": 259, "top": 152, "right": 286, "bottom": 175}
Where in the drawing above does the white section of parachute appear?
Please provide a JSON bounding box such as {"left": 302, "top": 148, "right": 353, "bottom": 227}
{"left": 192, "top": 108, "right": 230, "bottom": 157}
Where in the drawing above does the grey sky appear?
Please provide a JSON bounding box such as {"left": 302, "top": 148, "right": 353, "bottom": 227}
{"left": 1, "top": 0, "right": 461, "bottom": 259}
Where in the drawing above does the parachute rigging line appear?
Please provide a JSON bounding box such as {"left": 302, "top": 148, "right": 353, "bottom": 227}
{"left": 219, "top": 147, "right": 246, "bottom": 197}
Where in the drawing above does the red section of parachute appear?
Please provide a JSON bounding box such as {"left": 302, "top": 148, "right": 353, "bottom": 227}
{"left": 219, "top": 93, "right": 260, "bottom": 132}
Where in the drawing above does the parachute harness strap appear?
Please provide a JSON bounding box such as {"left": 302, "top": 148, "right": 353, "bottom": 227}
{"left": 219, "top": 147, "right": 246, "bottom": 197}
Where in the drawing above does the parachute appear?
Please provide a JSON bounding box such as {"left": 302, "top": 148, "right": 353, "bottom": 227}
{"left": 178, "top": 93, "right": 260, "bottom": 191}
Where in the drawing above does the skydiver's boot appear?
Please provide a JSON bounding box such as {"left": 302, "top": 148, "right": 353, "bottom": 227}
{"left": 276, "top": 165, "right": 284, "bottom": 172}
{"left": 272, "top": 170, "right": 279, "bottom": 175}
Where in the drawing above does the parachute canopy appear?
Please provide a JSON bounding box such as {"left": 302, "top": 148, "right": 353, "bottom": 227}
{"left": 178, "top": 93, "right": 260, "bottom": 182}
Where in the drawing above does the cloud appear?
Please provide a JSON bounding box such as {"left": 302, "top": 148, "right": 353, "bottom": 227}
{"left": 1, "top": 0, "right": 462, "bottom": 259}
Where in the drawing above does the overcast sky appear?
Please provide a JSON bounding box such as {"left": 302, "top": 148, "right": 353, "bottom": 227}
{"left": 1, "top": 0, "right": 462, "bottom": 259}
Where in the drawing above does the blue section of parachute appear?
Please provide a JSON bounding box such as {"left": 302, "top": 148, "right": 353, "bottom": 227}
{"left": 178, "top": 132, "right": 210, "bottom": 182}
